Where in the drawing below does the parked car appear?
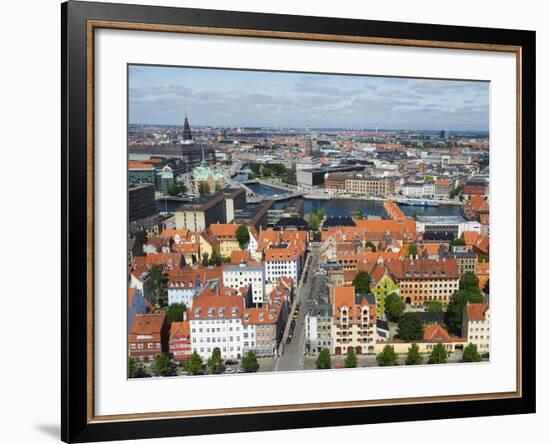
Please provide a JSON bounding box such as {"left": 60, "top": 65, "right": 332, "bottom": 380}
{"left": 224, "top": 367, "right": 236, "bottom": 374}
{"left": 286, "top": 336, "right": 292, "bottom": 344}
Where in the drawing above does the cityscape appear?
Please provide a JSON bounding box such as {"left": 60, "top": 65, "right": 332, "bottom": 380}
{"left": 127, "top": 66, "right": 490, "bottom": 378}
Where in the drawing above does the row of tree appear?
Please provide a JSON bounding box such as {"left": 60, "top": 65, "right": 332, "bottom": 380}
{"left": 314, "top": 342, "right": 482, "bottom": 370}
{"left": 128, "top": 348, "right": 260, "bottom": 378}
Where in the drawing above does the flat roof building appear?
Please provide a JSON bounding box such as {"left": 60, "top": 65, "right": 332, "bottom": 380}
{"left": 174, "top": 193, "right": 227, "bottom": 231}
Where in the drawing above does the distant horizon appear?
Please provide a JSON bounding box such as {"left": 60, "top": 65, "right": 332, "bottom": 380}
{"left": 128, "top": 122, "right": 488, "bottom": 134}
{"left": 129, "top": 65, "right": 490, "bottom": 131}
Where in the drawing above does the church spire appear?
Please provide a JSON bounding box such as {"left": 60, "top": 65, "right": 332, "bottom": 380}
{"left": 182, "top": 114, "right": 193, "bottom": 141}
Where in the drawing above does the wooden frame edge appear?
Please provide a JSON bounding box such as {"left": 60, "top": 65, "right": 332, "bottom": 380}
{"left": 84, "top": 18, "right": 525, "bottom": 424}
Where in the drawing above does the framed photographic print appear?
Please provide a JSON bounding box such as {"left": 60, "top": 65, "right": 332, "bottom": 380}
{"left": 61, "top": 1, "right": 536, "bottom": 442}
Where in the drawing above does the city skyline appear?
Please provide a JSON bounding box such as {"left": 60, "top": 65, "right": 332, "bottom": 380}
{"left": 129, "top": 65, "right": 490, "bottom": 131}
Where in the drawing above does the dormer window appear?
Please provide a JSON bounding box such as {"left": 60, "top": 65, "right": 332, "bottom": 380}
{"left": 218, "top": 307, "right": 224, "bottom": 317}
{"left": 194, "top": 308, "right": 201, "bottom": 317}
{"left": 208, "top": 307, "right": 214, "bottom": 317}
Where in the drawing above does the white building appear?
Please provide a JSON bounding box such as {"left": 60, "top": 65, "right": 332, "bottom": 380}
{"left": 168, "top": 278, "right": 202, "bottom": 307}
{"left": 402, "top": 180, "right": 435, "bottom": 198}
{"left": 305, "top": 303, "right": 333, "bottom": 354}
{"left": 462, "top": 303, "right": 490, "bottom": 354}
{"left": 223, "top": 262, "right": 265, "bottom": 304}
{"left": 189, "top": 289, "right": 245, "bottom": 360}
{"left": 416, "top": 215, "right": 481, "bottom": 239}
{"left": 247, "top": 229, "right": 259, "bottom": 259}
{"left": 264, "top": 247, "right": 302, "bottom": 285}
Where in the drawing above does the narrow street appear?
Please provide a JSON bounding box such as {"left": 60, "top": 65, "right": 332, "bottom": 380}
{"left": 274, "top": 247, "right": 320, "bottom": 372}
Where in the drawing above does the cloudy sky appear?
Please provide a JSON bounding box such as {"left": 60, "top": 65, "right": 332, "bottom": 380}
{"left": 128, "top": 65, "right": 489, "bottom": 131}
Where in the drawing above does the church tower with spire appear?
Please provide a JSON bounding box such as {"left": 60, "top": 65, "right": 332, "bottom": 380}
{"left": 182, "top": 114, "right": 193, "bottom": 141}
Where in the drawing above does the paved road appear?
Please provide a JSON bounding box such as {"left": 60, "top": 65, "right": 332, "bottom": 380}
{"left": 274, "top": 247, "right": 320, "bottom": 372}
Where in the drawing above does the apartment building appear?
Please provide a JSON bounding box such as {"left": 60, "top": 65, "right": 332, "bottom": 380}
{"left": 189, "top": 288, "right": 245, "bottom": 360}
{"left": 128, "top": 313, "right": 168, "bottom": 362}
{"left": 387, "top": 258, "right": 460, "bottom": 307}
{"left": 264, "top": 245, "right": 302, "bottom": 285}
{"left": 462, "top": 303, "right": 490, "bottom": 354}
{"left": 345, "top": 174, "right": 399, "bottom": 197}
{"left": 223, "top": 262, "right": 265, "bottom": 304}
{"left": 331, "top": 286, "right": 378, "bottom": 355}
{"left": 168, "top": 319, "right": 192, "bottom": 361}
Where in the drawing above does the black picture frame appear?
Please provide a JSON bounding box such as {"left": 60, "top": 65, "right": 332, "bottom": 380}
{"left": 62, "top": 1, "right": 536, "bottom": 442}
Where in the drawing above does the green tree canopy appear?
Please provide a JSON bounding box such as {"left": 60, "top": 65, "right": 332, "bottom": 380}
{"left": 449, "top": 238, "right": 466, "bottom": 247}
{"left": 167, "top": 182, "right": 187, "bottom": 196}
{"left": 344, "top": 349, "right": 358, "bottom": 368}
{"left": 397, "top": 313, "right": 424, "bottom": 341}
{"left": 236, "top": 225, "right": 250, "bottom": 250}
{"left": 152, "top": 354, "right": 174, "bottom": 377}
{"left": 459, "top": 272, "right": 480, "bottom": 291}
{"left": 209, "top": 250, "right": 222, "bottom": 267}
{"left": 377, "top": 345, "right": 398, "bottom": 366}
{"left": 426, "top": 300, "right": 443, "bottom": 313}
{"left": 313, "top": 208, "right": 326, "bottom": 219}
{"left": 445, "top": 289, "right": 485, "bottom": 335}
{"left": 166, "top": 303, "right": 186, "bottom": 325}
{"left": 128, "top": 357, "right": 143, "bottom": 378}
{"left": 364, "top": 241, "right": 377, "bottom": 252}
{"left": 186, "top": 351, "right": 203, "bottom": 375}
{"left": 428, "top": 343, "right": 448, "bottom": 364}
{"left": 405, "top": 343, "right": 423, "bottom": 365}
{"left": 353, "top": 271, "right": 372, "bottom": 294}
{"left": 316, "top": 348, "right": 331, "bottom": 369}
{"left": 201, "top": 252, "right": 209, "bottom": 266}
{"left": 385, "top": 292, "right": 405, "bottom": 322}
{"left": 149, "top": 264, "right": 168, "bottom": 307}
{"left": 309, "top": 214, "right": 320, "bottom": 231}
{"left": 407, "top": 243, "right": 418, "bottom": 257}
{"left": 207, "top": 347, "right": 224, "bottom": 374}
{"left": 463, "top": 343, "right": 482, "bottom": 362}
{"left": 250, "top": 163, "right": 262, "bottom": 175}
{"left": 241, "top": 351, "right": 259, "bottom": 373}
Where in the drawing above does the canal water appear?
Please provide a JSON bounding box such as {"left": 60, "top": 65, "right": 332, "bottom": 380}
{"left": 156, "top": 180, "right": 462, "bottom": 218}
{"left": 246, "top": 182, "right": 462, "bottom": 218}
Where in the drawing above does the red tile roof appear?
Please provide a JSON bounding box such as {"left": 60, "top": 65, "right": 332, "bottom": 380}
{"left": 208, "top": 223, "right": 240, "bottom": 239}
{"left": 129, "top": 314, "right": 166, "bottom": 342}
{"left": 423, "top": 323, "right": 451, "bottom": 342}
{"left": 465, "top": 303, "right": 489, "bottom": 321}
{"left": 169, "top": 320, "right": 190, "bottom": 342}
{"left": 230, "top": 250, "right": 252, "bottom": 264}
{"left": 188, "top": 288, "right": 244, "bottom": 320}
{"left": 334, "top": 286, "right": 355, "bottom": 309}
{"left": 387, "top": 258, "right": 459, "bottom": 280}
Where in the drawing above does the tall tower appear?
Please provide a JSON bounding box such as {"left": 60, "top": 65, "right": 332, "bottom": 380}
{"left": 305, "top": 127, "right": 312, "bottom": 157}
{"left": 182, "top": 114, "right": 193, "bottom": 141}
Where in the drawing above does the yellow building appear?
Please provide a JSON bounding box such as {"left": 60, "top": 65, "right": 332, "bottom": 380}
{"left": 208, "top": 223, "right": 241, "bottom": 258}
